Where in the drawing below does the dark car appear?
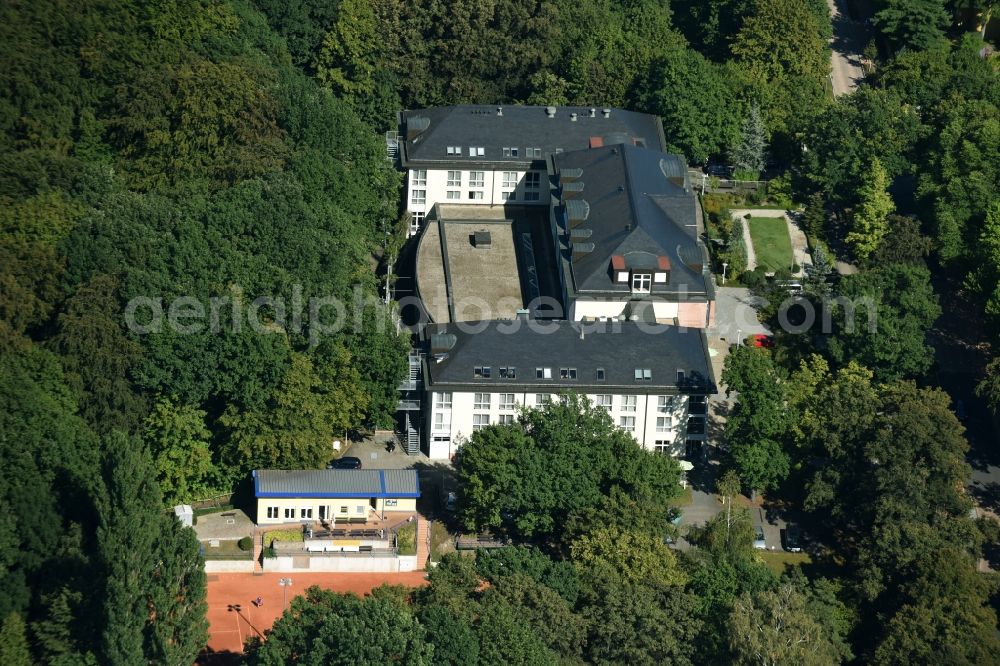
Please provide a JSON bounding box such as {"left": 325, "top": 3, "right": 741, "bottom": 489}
{"left": 707, "top": 164, "right": 732, "bottom": 178}
{"left": 328, "top": 456, "right": 362, "bottom": 470}
{"left": 784, "top": 525, "right": 802, "bottom": 552}
{"left": 753, "top": 526, "right": 767, "bottom": 550}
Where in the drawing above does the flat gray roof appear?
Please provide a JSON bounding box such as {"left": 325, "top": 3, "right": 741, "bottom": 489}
{"left": 254, "top": 469, "right": 420, "bottom": 499}
{"left": 415, "top": 204, "right": 561, "bottom": 323}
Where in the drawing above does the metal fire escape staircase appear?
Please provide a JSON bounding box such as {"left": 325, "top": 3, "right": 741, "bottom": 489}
{"left": 385, "top": 131, "right": 399, "bottom": 163}
{"left": 396, "top": 352, "right": 423, "bottom": 455}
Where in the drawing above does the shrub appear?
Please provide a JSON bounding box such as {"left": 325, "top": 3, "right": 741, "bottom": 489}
{"left": 396, "top": 522, "right": 417, "bottom": 556}
{"left": 237, "top": 536, "right": 253, "bottom": 551}
{"left": 767, "top": 172, "right": 793, "bottom": 208}
{"left": 741, "top": 270, "right": 764, "bottom": 289}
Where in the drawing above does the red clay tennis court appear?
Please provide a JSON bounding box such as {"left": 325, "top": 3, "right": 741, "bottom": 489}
{"left": 204, "top": 571, "right": 429, "bottom": 655}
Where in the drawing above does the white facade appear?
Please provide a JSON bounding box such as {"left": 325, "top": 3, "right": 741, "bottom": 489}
{"left": 426, "top": 389, "right": 697, "bottom": 460}
{"left": 406, "top": 168, "right": 547, "bottom": 235}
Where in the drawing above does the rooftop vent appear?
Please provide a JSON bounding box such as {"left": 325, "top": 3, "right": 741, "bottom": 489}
{"left": 545, "top": 106, "right": 557, "bottom": 118}
{"left": 565, "top": 199, "right": 590, "bottom": 225}
{"left": 497, "top": 106, "right": 503, "bottom": 116}
{"left": 589, "top": 108, "right": 596, "bottom": 117}
{"left": 472, "top": 230, "right": 492, "bottom": 249}
{"left": 406, "top": 116, "right": 430, "bottom": 140}
{"left": 430, "top": 333, "right": 457, "bottom": 353}
{"left": 602, "top": 108, "right": 611, "bottom": 118}
{"left": 560, "top": 168, "right": 583, "bottom": 182}
{"left": 573, "top": 242, "right": 595, "bottom": 259}
{"left": 678, "top": 244, "right": 704, "bottom": 272}
{"left": 570, "top": 112, "right": 578, "bottom": 122}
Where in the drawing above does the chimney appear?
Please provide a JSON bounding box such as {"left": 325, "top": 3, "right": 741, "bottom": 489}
{"left": 497, "top": 106, "right": 503, "bottom": 116}
{"left": 546, "top": 106, "right": 557, "bottom": 118}
{"left": 570, "top": 112, "right": 578, "bottom": 122}
{"left": 589, "top": 108, "right": 596, "bottom": 118}
{"left": 602, "top": 108, "right": 611, "bottom": 118}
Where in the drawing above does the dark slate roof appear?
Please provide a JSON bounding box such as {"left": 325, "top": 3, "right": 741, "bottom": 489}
{"left": 399, "top": 105, "right": 666, "bottom": 168}
{"left": 422, "top": 320, "right": 715, "bottom": 394}
{"left": 553, "top": 144, "right": 710, "bottom": 298}
{"left": 253, "top": 470, "right": 420, "bottom": 499}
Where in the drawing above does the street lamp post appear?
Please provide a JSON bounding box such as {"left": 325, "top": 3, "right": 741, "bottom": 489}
{"left": 279, "top": 577, "right": 292, "bottom": 611}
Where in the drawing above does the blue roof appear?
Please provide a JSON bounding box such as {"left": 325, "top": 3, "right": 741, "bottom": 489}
{"left": 253, "top": 469, "right": 420, "bottom": 499}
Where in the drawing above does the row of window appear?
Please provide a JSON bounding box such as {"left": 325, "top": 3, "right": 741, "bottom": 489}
{"left": 446, "top": 146, "right": 486, "bottom": 156}
{"left": 614, "top": 270, "right": 669, "bottom": 294}
{"left": 442, "top": 146, "right": 545, "bottom": 158}
{"left": 447, "top": 190, "right": 539, "bottom": 201}
{"left": 434, "top": 392, "right": 678, "bottom": 413}
{"left": 265, "top": 505, "right": 366, "bottom": 519}
{"left": 501, "top": 147, "right": 543, "bottom": 158}
{"left": 465, "top": 413, "right": 673, "bottom": 433}
{"left": 618, "top": 416, "right": 675, "bottom": 432}
{"left": 412, "top": 170, "right": 540, "bottom": 188}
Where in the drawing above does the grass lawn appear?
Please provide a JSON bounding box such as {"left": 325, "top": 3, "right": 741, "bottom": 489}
{"left": 201, "top": 539, "right": 252, "bottom": 560}
{"left": 747, "top": 216, "right": 794, "bottom": 272}
{"left": 758, "top": 550, "right": 812, "bottom": 576}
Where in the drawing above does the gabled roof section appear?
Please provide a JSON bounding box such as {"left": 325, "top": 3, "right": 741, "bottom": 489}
{"left": 398, "top": 105, "right": 666, "bottom": 168}
{"left": 553, "top": 144, "right": 709, "bottom": 297}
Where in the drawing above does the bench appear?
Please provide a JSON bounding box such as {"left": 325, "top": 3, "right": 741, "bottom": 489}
{"left": 348, "top": 517, "right": 367, "bottom": 525}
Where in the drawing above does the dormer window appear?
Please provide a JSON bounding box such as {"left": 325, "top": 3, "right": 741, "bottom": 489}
{"left": 447, "top": 146, "right": 461, "bottom": 155}
{"left": 596, "top": 368, "right": 606, "bottom": 381}
{"left": 474, "top": 366, "right": 492, "bottom": 378}
{"left": 632, "top": 273, "right": 651, "bottom": 293}
{"left": 536, "top": 367, "right": 552, "bottom": 379}
{"left": 560, "top": 368, "right": 577, "bottom": 380}
{"left": 468, "top": 146, "right": 485, "bottom": 156}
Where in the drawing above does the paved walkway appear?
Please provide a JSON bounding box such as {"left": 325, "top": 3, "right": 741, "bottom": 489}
{"left": 827, "top": 0, "right": 868, "bottom": 97}
{"left": 785, "top": 213, "right": 812, "bottom": 277}
{"left": 738, "top": 214, "right": 757, "bottom": 272}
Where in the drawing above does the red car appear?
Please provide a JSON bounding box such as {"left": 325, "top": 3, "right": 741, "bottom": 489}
{"left": 749, "top": 334, "right": 774, "bottom": 348}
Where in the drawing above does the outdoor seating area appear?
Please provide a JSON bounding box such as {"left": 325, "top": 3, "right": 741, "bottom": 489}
{"left": 307, "top": 527, "right": 386, "bottom": 540}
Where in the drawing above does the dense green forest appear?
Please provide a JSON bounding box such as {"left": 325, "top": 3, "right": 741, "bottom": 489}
{"left": 1, "top": 0, "right": 998, "bottom": 663}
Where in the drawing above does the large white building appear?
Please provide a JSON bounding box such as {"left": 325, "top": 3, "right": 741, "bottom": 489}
{"left": 397, "top": 105, "right": 666, "bottom": 236}
{"left": 419, "top": 320, "right": 713, "bottom": 460}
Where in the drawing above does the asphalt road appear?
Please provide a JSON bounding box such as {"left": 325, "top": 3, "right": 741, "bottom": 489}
{"left": 827, "top": 0, "right": 867, "bottom": 96}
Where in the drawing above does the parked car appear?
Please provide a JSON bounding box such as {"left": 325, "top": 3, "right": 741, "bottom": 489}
{"left": 707, "top": 164, "right": 732, "bottom": 178}
{"left": 444, "top": 491, "right": 457, "bottom": 512}
{"left": 784, "top": 525, "right": 802, "bottom": 552}
{"left": 748, "top": 334, "right": 774, "bottom": 348}
{"left": 753, "top": 526, "right": 767, "bottom": 550}
{"left": 328, "top": 456, "right": 362, "bottom": 470}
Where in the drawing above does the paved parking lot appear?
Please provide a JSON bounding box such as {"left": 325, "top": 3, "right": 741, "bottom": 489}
{"left": 711, "top": 287, "right": 771, "bottom": 345}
